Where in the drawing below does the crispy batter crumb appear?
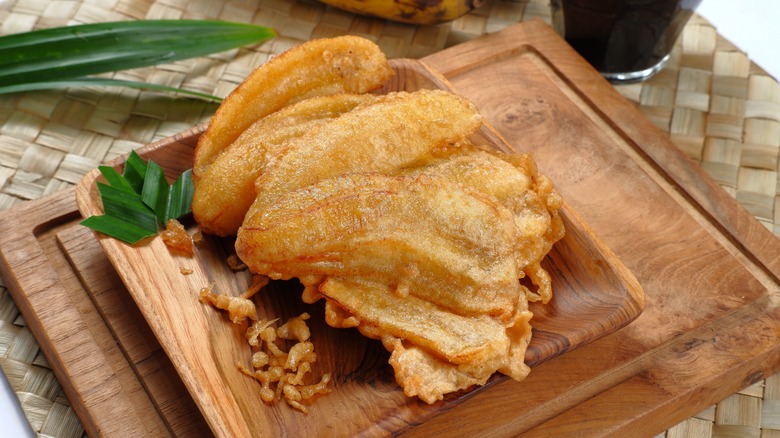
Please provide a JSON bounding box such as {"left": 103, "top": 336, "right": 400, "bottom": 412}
{"left": 162, "top": 219, "right": 193, "bottom": 256}
{"left": 241, "top": 275, "right": 270, "bottom": 300}
{"left": 192, "top": 229, "right": 204, "bottom": 246}
{"left": 199, "top": 283, "right": 257, "bottom": 324}
{"left": 227, "top": 254, "right": 246, "bottom": 271}
{"left": 201, "top": 280, "right": 330, "bottom": 413}
{"left": 236, "top": 314, "right": 330, "bottom": 413}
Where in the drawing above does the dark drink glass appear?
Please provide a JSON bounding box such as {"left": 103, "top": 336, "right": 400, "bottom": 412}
{"left": 551, "top": 0, "right": 702, "bottom": 83}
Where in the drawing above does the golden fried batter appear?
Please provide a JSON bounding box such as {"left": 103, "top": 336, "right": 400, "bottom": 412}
{"left": 237, "top": 173, "right": 522, "bottom": 318}
{"left": 322, "top": 277, "right": 533, "bottom": 404}
{"left": 193, "top": 35, "right": 393, "bottom": 184}
{"left": 192, "top": 93, "right": 375, "bottom": 236}
{"left": 249, "top": 89, "right": 483, "bottom": 214}
{"left": 406, "top": 147, "right": 565, "bottom": 303}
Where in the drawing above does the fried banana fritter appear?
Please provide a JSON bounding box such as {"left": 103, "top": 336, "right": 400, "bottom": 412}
{"left": 192, "top": 93, "right": 375, "bottom": 236}
{"left": 321, "top": 277, "right": 534, "bottom": 404}
{"left": 405, "top": 147, "right": 564, "bottom": 303}
{"left": 193, "top": 36, "right": 564, "bottom": 405}
{"left": 193, "top": 35, "right": 393, "bottom": 184}
{"left": 237, "top": 173, "right": 524, "bottom": 318}
{"left": 249, "top": 89, "right": 483, "bottom": 214}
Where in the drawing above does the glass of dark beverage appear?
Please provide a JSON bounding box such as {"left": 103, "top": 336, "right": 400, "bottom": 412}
{"left": 550, "top": 0, "right": 702, "bottom": 83}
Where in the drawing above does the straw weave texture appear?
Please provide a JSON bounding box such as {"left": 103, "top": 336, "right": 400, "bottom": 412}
{"left": 613, "top": 15, "right": 780, "bottom": 237}
{"left": 0, "top": 1, "right": 778, "bottom": 437}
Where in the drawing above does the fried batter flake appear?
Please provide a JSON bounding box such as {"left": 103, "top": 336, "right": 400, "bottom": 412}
{"left": 198, "top": 283, "right": 257, "bottom": 324}
{"left": 161, "top": 218, "right": 193, "bottom": 256}
{"left": 236, "top": 314, "right": 330, "bottom": 413}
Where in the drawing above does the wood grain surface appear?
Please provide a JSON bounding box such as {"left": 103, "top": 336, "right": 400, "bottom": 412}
{"left": 0, "top": 20, "right": 778, "bottom": 437}
{"left": 413, "top": 20, "right": 780, "bottom": 436}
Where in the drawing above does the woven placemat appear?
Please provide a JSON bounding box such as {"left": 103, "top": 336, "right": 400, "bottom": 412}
{"left": 0, "top": 1, "right": 778, "bottom": 437}
{"left": 613, "top": 14, "right": 780, "bottom": 237}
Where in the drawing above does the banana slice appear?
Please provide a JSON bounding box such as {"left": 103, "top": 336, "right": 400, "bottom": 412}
{"left": 317, "top": 0, "right": 484, "bottom": 25}
{"left": 192, "top": 93, "right": 375, "bottom": 236}
{"left": 193, "top": 35, "right": 393, "bottom": 185}
{"left": 249, "top": 89, "right": 483, "bottom": 214}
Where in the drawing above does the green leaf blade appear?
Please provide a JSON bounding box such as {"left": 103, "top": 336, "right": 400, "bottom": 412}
{"left": 0, "top": 20, "right": 275, "bottom": 89}
{"left": 97, "top": 183, "right": 159, "bottom": 232}
{"left": 140, "top": 160, "right": 171, "bottom": 226}
{"left": 80, "top": 215, "right": 158, "bottom": 245}
{"left": 98, "top": 165, "right": 135, "bottom": 193}
{"left": 167, "top": 169, "right": 194, "bottom": 223}
{"left": 0, "top": 77, "right": 222, "bottom": 101}
{"left": 82, "top": 151, "right": 195, "bottom": 245}
{"left": 123, "top": 151, "right": 149, "bottom": 194}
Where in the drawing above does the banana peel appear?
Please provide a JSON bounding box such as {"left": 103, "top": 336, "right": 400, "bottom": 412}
{"left": 317, "top": 0, "right": 485, "bottom": 25}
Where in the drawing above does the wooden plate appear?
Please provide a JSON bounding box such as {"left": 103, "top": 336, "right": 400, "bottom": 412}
{"left": 74, "top": 58, "right": 644, "bottom": 437}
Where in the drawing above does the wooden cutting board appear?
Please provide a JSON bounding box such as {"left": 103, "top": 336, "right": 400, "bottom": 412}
{"left": 0, "top": 20, "right": 778, "bottom": 437}
{"left": 71, "top": 58, "right": 644, "bottom": 437}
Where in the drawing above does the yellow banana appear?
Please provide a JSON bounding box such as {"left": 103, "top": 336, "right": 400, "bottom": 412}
{"left": 317, "top": 0, "right": 484, "bottom": 25}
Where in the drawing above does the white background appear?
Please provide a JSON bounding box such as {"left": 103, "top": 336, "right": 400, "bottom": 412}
{"left": 697, "top": 0, "right": 780, "bottom": 79}
{"left": 1, "top": 1, "right": 779, "bottom": 435}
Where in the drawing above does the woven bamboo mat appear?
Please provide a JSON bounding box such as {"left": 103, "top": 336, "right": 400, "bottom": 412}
{"left": 0, "top": 1, "right": 778, "bottom": 437}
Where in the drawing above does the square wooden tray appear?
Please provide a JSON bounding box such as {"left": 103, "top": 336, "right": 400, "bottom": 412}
{"left": 1, "top": 21, "right": 778, "bottom": 437}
